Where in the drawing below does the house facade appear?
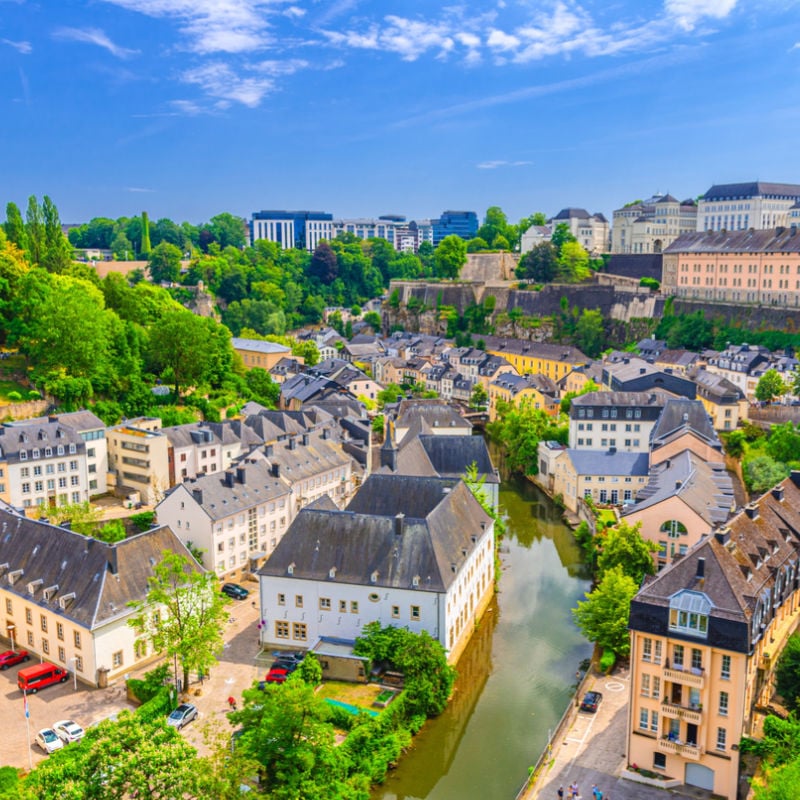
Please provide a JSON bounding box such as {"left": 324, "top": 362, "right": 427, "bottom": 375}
{"left": 696, "top": 181, "right": 800, "bottom": 232}
{"left": 482, "top": 337, "right": 588, "bottom": 382}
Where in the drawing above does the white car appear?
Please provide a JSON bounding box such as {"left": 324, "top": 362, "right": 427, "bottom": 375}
{"left": 35, "top": 728, "right": 64, "bottom": 754}
{"left": 53, "top": 719, "right": 85, "bottom": 744}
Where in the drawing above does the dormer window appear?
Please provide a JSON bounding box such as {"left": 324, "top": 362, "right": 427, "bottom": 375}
{"left": 668, "top": 590, "right": 711, "bottom": 638}
{"left": 32, "top": 449, "right": 40, "bottom": 459}
{"left": 19, "top": 450, "right": 26, "bottom": 460}
{"left": 69, "top": 444, "right": 76, "bottom": 454}
{"left": 57, "top": 445, "right": 64, "bottom": 455}
{"left": 44, "top": 448, "right": 52, "bottom": 457}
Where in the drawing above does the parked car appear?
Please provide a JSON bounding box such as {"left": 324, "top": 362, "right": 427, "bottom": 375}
{"left": 167, "top": 703, "right": 198, "bottom": 729}
{"left": 264, "top": 666, "right": 290, "bottom": 684}
{"left": 35, "top": 728, "right": 64, "bottom": 754}
{"left": 221, "top": 583, "right": 249, "bottom": 600}
{"left": 579, "top": 691, "right": 603, "bottom": 713}
{"left": 53, "top": 719, "right": 85, "bottom": 744}
{"left": 0, "top": 649, "right": 30, "bottom": 670}
{"left": 17, "top": 662, "right": 69, "bottom": 693}
{"left": 272, "top": 658, "right": 300, "bottom": 673}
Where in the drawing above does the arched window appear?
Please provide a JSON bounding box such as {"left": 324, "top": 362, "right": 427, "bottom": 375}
{"left": 660, "top": 520, "right": 688, "bottom": 539}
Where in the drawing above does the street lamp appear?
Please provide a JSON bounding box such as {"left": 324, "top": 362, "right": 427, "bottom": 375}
{"left": 68, "top": 657, "right": 78, "bottom": 690}
{"left": 7, "top": 623, "right": 16, "bottom": 653}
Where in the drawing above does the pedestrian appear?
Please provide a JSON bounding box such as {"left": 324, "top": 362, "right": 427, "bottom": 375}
{"left": 570, "top": 782, "right": 579, "bottom": 799}
{"left": 557, "top": 786, "right": 564, "bottom": 800}
{"left": 227, "top": 695, "right": 237, "bottom": 711}
{"left": 592, "top": 784, "right": 599, "bottom": 800}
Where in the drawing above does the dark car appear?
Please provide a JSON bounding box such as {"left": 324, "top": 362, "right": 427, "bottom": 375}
{"left": 221, "top": 583, "right": 249, "bottom": 600}
{"left": 579, "top": 691, "right": 603, "bottom": 713}
{"left": 0, "top": 649, "right": 30, "bottom": 670}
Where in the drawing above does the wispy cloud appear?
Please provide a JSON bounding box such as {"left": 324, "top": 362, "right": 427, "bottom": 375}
{"left": 126, "top": 186, "right": 156, "bottom": 192}
{"left": 100, "top": 0, "right": 276, "bottom": 55}
{"left": 52, "top": 26, "right": 139, "bottom": 59}
{"left": 477, "top": 160, "right": 533, "bottom": 169}
{"left": 2, "top": 38, "right": 32, "bottom": 54}
{"left": 181, "top": 62, "right": 275, "bottom": 107}
{"left": 664, "top": 0, "right": 737, "bottom": 32}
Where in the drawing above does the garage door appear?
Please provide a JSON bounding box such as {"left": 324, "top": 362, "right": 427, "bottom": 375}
{"left": 685, "top": 763, "right": 714, "bottom": 791}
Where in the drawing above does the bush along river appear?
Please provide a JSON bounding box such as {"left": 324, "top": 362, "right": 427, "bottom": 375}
{"left": 372, "top": 472, "right": 593, "bottom": 800}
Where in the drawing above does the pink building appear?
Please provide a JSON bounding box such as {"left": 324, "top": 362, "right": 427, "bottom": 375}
{"left": 662, "top": 228, "right": 800, "bottom": 306}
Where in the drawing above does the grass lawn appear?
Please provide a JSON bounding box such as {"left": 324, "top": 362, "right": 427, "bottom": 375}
{"left": 596, "top": 508, "right": 617, "bottom": 528}
{"left": 316, "top": 681, "right": 384, "bottom": 709}
{"left": 0, "top": 379, "right": 34, "bottom": 404}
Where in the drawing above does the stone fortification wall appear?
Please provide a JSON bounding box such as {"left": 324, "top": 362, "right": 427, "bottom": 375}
{"left": 672, "top": 298, "right": 800, "bottom": 332}
{"left": 460, "top": 252, "right": 519, "bottom": 282}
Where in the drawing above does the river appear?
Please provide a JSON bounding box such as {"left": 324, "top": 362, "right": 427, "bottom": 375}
{"left": 372, "top": 472, "right": 593, "bottom": 800}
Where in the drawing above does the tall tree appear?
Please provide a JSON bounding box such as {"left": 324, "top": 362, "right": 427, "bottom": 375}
{"left": 572, "top": 565, "right": 638, "bottom": 655}
{"left": 4, "top": 201, "right": 27, "bottom": 254}
{"left": 596, "top": 520, "right": 658, "bottom": 586}
{"left": 756, "top": 369, "right": 787, "bottom": 403}
{"left": 550, "top": 222, "right": 577, "bottom": 253}
{"left": 140, "top": 211, "right": 152, "bottom": 256}
{"left": 147, "top": 241, "right": 183, "bottom": 284}
{"left": 309, "top": 241, "right": 338, "bottom": 284}
{"left": 41, "top": 195, "right": 73, "bottom": 273}
{"left": 129, "top": 551, "right": 228, "bottom": 691}
{"left": 433, "top": 235, "right": 467, "bottom": 279}
{"left": 209, "top": 212, "right": 246, "bottom": 249}
{"left": 573, "top": 309, "right": 606, "bottom": 357}
{"left": 516, "top": 241, "right": 558, "bottom": 282}
{"left": 25, "top": 195, "right": 45, "bottom": 266}
{"left": 776, "top": 633, "right": 800, "bottom": 712}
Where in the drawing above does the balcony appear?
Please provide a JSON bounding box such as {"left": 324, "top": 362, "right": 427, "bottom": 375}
{"left": 661, "top": 701, "right": 703, "bottom": 725}
{"left": 658, "top": 737, "right": 703, "bottom": 760}
{"left": 664, "top": 665, "right": 705, "bottom": 689}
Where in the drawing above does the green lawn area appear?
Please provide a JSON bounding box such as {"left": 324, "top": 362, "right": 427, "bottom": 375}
{"left": 316, "top": 681, "right": 384, "bottom": 710}
{"left": 0, "top": 379, "right": 34, "bottom": 404}
{"left": 597, "top": 509, "right": 617, "bottom": 528}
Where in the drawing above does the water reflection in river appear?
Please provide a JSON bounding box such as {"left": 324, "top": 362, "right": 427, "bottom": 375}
{"left": 372, "top": 473, "right": 592, "bottom": 800}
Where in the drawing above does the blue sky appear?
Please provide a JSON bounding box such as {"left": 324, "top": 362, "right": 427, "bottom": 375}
{"left": 2, "top": 0, "right": 799, "bottom": 226}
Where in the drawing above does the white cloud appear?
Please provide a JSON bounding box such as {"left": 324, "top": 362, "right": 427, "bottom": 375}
{"left": 477, "top": 159, "right": 532, "bottom": 169}
{"left": 487, "top": 29, "right": 519, "bottom": 51}
{"left": 126, "top": 186, "right": 156, "bottom": 192}
{"left": 52, "top": 26, "right": 139, "bottom": 58}
{"left": 249, "top": 58, "right": 308, "bottom": 76}
{"left": 664, "top": 0, "right": 737, "bottom": 31}
{"left": 182, "top": 61, "right": 275, "bottom": 107}
{"left": 1, "top": 38, "right": 32, "bottom": 54}
{"left": 100, "top": 0, "right": 275, "bottom": 55}
{"left": 284, "top": 6, "right": 305, "bottom": 18}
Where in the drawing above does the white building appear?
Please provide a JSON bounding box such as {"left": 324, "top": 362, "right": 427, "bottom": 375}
{"left": 257, "top": 475, "right": 495, "bottom": 663}
{"left": 697, "top": 181, "right": 800, "bottom": 232}
{"left": 611, "top": 194, "right": 697, "bottom": 254}
{"left": 549, "top": 208, "right": 609, "bottom": 256}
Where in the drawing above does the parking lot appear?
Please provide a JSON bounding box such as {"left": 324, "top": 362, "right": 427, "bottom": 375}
{"left": 0, "top": 585, "right": 267, "bottom": 769}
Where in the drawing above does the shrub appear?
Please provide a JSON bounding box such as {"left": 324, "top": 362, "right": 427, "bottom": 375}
{"left": 0, "top": 766, "right": 20, "bottom": 797}
{"left": 599, "top": 649, "right": 616, "bottom": 673}
{"left": 130, "top": 511, "right": 156, "bottom": 532}
{"left": 135, "top": 686, "right": 175, "bottom": 723}
{"left": 6, "top": 391, "right": 21, "bottom": 402}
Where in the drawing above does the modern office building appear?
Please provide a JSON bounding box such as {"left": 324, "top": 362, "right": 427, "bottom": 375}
{"left": 697, "top": 182, "right": 800, "bottom": 232}
{"left": 250, "top": 210, "right": 333, "bottom": 251}
{"left": 432, "top": 211, "right": 479, "bottom": 246}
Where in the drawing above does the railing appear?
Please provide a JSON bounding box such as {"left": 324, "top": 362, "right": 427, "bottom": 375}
{"left": 661, "top": 700, "right": 702, "bottom": 725}
{"left": 658, "top": 737, "right": 703, "bottom": 760}
{"left": 664, "top": 666, "right": 705, "bottom": 689}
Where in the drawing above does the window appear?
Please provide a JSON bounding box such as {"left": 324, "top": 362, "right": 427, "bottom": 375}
{"left": 277, "top": 593, "right": 285, "bottom": 606}
{"left": 75, "top": 655, "right": 83, "bottom": 672}
{"left": 135, "top": 640, "right": 147, "bottom": 659}
{"left": 293, "top": 623, "right": 307, "bottom": 641}
{"left": 721, "top": 654, "right": 731, "bottom": 680}
{"left": 74, "top": 631, "right": 81, "bottom": 649}
{"left": 650, "top": 711, "right": 658, "bottom": 732}
{"left": 653, "top": 752, "right": 667, "bottom": 770}
{"left": 719, "top": 691, "right": 729, "bottom": 716}
{"left": 641, "top": 674, "right": 650, "bottom": 696}
{"left": 295, "top": 595, "right": 303, "bottom": 608}
{"left": 27, "top": 631, "right": 34, "bottom": 646}
{"left": 25, "top": 607, "right": 32, "bottom": 625}
{"left": 691, "top": 648, "right": 703, "bottom": 672}
{"left": 112, "top": 651, "right": 123, "bottom": 668}
{"left": 58, "top": 646, "right": 65, "bottom": 662}
{"left": 642, "top": 638, "right": 652, "bottom": 662}
{"left": 716, "top": 727, "right": 727, "bottom": 751}
{"left": 56, "top": 622, "right": 64, "bottom": 641}
{"left": 42, "top": 639, "right": 49, "bottom": 654}
{"left": 653, "top": 676, "right": 660, "bottom": 698}
{"left": 673, "top": 644, "right": 684, "bottom": 668}
{"left": 319, "top": 597, "right": 331, "bottom": 610}
{"left": 4, "top": 598, "right": 10, "bottom": 614}
{"left": 391, "top": 605, "right": 400, "bottom": 618}
{"left": 639, "top": 709, "right": 649, "bottom": 730}
{"left": 350, "top": 601, "right": 358, "bottom": 614}
{"left": 339, "top": 600, "right": 347, "bottom": 613}
{"left": 275, "top": 621, "right": 289, "bottom": 639}
{"left": 411, "top": 605, "right": 420, "bottom": 620}
{"left": 21, "top": 482, "right": 30, "bottom": 494}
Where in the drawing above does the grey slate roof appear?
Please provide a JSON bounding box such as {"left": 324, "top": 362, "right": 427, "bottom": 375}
{"left": 623, "top": 449, "right": 734, "bottom": 526}
{"left": 0, "top": 422, "right": 85, "bottom": 462}
{"left": 0, "top": 511, "right": 198, "bottom": 629}
{"left": 394, "top": 399, "right": 472, "bottom": 433}
{"left": 650, "top": 398, "right": 721, "bottom": 450}
{"left": 231, "top": 338, "right": 291, "bottom": 354}
{"left": 259, "top": 476, "right": 491, "bottom": 593}
{"left": 7, "top": 410, "right": 106, "bottom": 433}
{"left": 702, "top": 181, "right": 800, "bottom": 201}
{"left": 482, "top": 336, "right": 588, "bottom": 365}
{"left": 664, "top": 228, "right": 800, "bottom": 255}
{"left": 566, "top": 449, "right": 649, "bottom": 476}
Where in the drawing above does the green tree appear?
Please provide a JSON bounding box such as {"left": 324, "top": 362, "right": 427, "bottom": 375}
{"left": 433, "top": 235, "right": 467, "bottom": 279}
{"left": 558, "top": 240, "right": 590, "bottom": 282}
{"left": 129, "top": 551, "right": 228, "bottom": 691}
{"left": 140, "top": 211, "right": 152, "bottom": 256}
{"left": 755, "top": 755, "right": 800, "bottom": 800}
{"left": 516, "top": 241, "right": 558, "bottom": 282}
{"left": 767, "top": 422, "right": 800, "bottom": 464}
{"left": 309, "top": 241, "right": 338, "bottom": 284}
{"left": 4, "top": 201, "right": 27, "bottom": 253}
{"left": 756, "top": 369, "right": 787, "bottom": 403}
{"left": 477, "top": 206, "right": 509, "bottom": 247}
{"left": 722, "top": 429, "right": 746, "bottom": 459}
{"left": 110, "top": 230, "right": 133, "bottom": 260}
{"left": 776, "top": 633, "right": 800, "bottom": 712}
{"left": 596, "top": 520, "right": 658, "bottom": 586}
{"left": 148, "top": 242, "right": 183, "bottom": 284}
{"left": 41, "top": 195, "right": 73, "bottom": 273}
{"left": 550, "top": 222, "right": 577, "bottom": 253}
{"left": 466, "top": 237, "right": 489, "bottom": 253}
{"left": 745, "top": 455, "right": 789, "bottom": 493}
{"left": 25, "top": 195, "right": 45, "bottom": 266}
{"left": 244, "top": 367, "right": 280, "bottom": 408}
{"left": 23, "top": 712, "right": 201, "bottom": 800}
{"left": 469, "top": 383, "right": 488, "bottom": 410}
{"left": 572, "top": 565, "right": 638, "bottom": 655}
{"left": 573, "top": 309, "right": 605, "bottom": 357}
{"left": 208, "top": 212, "right": 246, "bottom": 249}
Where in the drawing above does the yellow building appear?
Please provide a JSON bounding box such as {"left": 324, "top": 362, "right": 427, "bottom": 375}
{"left": 692, "top": 370, "right": 748, "bottom": 431}
{"left": 627, "top": 475, "right": 800, "bottom": 799}
{"left": 482, "top": 336, "right": 588, "bottom": 382}
{"left": 232, "top": 337, "right": 296, "bottom": 371}
{"left": 488, "top": 373, "right": 559, "bottom": 422}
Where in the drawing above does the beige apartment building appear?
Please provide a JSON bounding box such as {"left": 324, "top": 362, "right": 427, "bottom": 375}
{"left": 662, "top": 228, "right": 800, "bottom": 306}
{"left": 612, "top": 194, "right": 697, "bottom": 254}
{"left": 106, "top": 419, "right": 170, "bottom": 505}
{"left": 627, "top": 475, "right": 800, "bottom": 799}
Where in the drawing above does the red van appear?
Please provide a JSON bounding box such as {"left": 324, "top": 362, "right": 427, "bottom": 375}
{"left": 17, "top": 662, "right": 69, "bottom": 693}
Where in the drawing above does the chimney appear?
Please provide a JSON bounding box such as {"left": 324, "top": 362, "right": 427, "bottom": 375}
{"left": 322, "top": 427, "right": 330, "bottom": 440}
{"left": 236, "top": 466, "right": 247, "bottom": 484}
{"left": 192, "top": 487, "right": 203, "bottom": 505}
{"left": 224, "top": 471, "right": 235, "bottom": 488}
{"left": 108, "top": 545, "right": 118, "bottom": 576}
{"left": 271, "top": 463, "right": 280, "bottom": 478}
{"left": 289, "top": 437, "right": 297, "bottom": 451}
{"left": 696, "top": 557, "right": 705, "bottom": 580}
{"left": 301, "top": 433, "right": 309, "bottom": 446}
{"left": 380, "top": 420, "right": 398, "bottom": 472}
{"left": 772, "top": 486, "right": 785, "bottom": 502}
{"left": 265, "top": 444, "right": 273, "bottom": 457}
{"left": 745, "top": 503, "right": 760, "bottom": 520}
{"left": 639, "top": 368, "right": 646, "bottom": 375}
{"left": 715, "top": 527, "right": 730, "bottom": 546}
{"left": 394, "top": 512, "right": 405, "bottom": 536}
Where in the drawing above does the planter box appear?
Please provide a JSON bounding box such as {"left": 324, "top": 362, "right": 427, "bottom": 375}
{"left": 621, "top": 769, "right": 681, "bottom": 789}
